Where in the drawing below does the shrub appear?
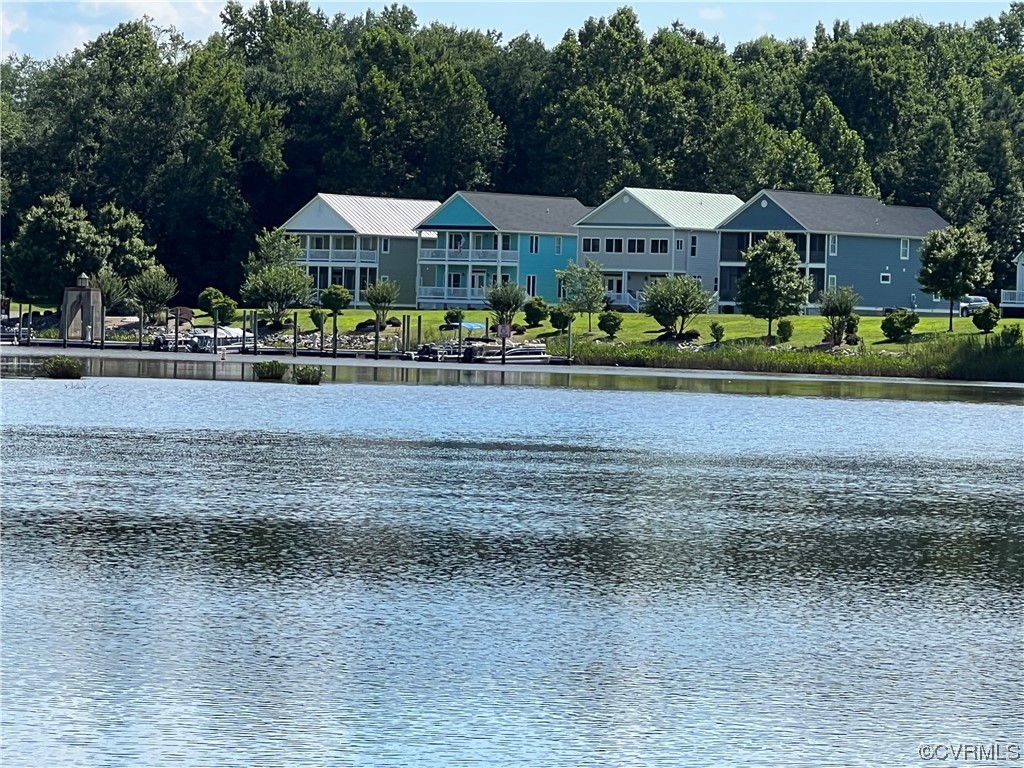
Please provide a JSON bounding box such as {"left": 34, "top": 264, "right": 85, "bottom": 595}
{"left": 845, "top": 313, "right": 860, "bottom": 335}
{"left": 523, "top": 297, "right": 549, "bottom": 327}
{"left": 777, "top": 319, "right": 794, "bottom": 343}
{"left": 197, "top": 287, "right": 238, "bottom": 326}
{"left": 292, "top": 365, "right": 323, "bottom": 385}
{"left": 680, "top": 328, "right": 701, "bottom": 341}
{"left": 444, "top": 308, "right": 465, "bottom": 325}
{"left": 39, "top": 355, "right": 84, "bottom": 379}
{"left": 549, "top": 305, "right": 572, "bottom": 332}
{"left": 309, "top": 307, "right": 327, "bottom": 332}
{"left": 971, "top": 304, "right": 1000, "bottom": 333}
{"left": 597, "top": 310, "right": 623, "bottom": 338}
{"left": 881, "top": 308, "right": 920, "bottom": 341}
{"left": 253, "top": 360, "right": 288, "bottom": 381}
{"left": 709, "top": 321, "right": 726, "bottom": 343}
{"left": 997, "top": 323, "right": 1022, "bottom": 347}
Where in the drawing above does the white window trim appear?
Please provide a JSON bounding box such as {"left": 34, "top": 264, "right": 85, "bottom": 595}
{"left": 675, "top": 239, "right": 684, "bottom": 252}
{"left": 880, "top": 272, "right": 891, "bottom": 284}
{"left": 526, "top": 275, "right": 537, "bottom": 296}
{"left": 827, "top": 274, "right": 837, "bottom": 290}
{"left": 529, "top": 235, "right": 540, "bottom": 254}
{"left": 690, "top": 235, "right": 698, "bottom": 258}
{"left": 555, "top": 237, "right": 562, "bottom": 256}
{"left": 900, "top": 238, "right": 909, "bottom": 260}
{"left": 381, "top": 238, "right": 390, "bottom": 253}
{"left": 828, "top": 234, "right": 838, "bottom": 257}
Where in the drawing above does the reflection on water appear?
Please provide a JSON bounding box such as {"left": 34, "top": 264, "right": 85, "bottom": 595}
{"left": 3, "top": 353, "right": 1022, "bottom": 403}
{"left": 1, "top": 377, "right": 1021, "bottom": 767}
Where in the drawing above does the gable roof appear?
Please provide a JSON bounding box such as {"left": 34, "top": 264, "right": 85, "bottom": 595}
{"left": 726, "top": 190, "right": 948, "bottom": 238}
{"left": 578, "top": 188, "right": 744, "bottom": 230}
{"left": 420, "top": 192, "right": 591, "bottom": 235}
{"left": 284, "top": 193, "right": 441, "bottom": 238}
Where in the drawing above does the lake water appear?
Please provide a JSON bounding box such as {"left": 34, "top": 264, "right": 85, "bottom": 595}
{"left": 1, "top": 374, "right": 1022, "bottom": 767}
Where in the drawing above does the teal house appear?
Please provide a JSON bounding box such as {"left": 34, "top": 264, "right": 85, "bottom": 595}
{"left": 414, "top": 192, "right": 591, "bottom": 308}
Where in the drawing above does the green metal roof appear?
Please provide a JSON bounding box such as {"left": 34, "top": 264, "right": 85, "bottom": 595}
{"left": 617, "top": 188, "right": 744, "bottom": 230}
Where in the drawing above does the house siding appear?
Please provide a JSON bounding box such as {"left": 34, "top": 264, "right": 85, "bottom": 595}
{"left": 285, "top": 197, "right": 356, "bottom": 232}
{"left": 577, "top": 226, "right": 678, "bottom": 272}
{"left": 380, "top": 238, "right": 419, "bottom": 306}
{"left": 520, "top": 234, "right": 574, "bottom": 302}
{"left": 829, "top": 235, "right": 935, "bottom": 310}
{"left": 686, "top": 231, "right": 719, "bottom": 292}
{"left": 423, "top": 196, "right": 491, "bottom": 229}
{"left": 721, "top": 196, "right": 803, "bottom": 232}
{"left": 577, "top": 192, "right": 666, "bottom": 226}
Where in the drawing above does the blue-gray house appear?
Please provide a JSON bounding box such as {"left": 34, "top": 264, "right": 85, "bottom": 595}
{"left": 414, "top": 191, "right": 591, "bottom": 308}
{"left": 717, "top": 190, "right": 949, "bottom": 314}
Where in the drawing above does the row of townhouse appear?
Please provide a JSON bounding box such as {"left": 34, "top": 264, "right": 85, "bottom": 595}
{"left": 283, "top": 188, "right": 1024, "bottom": 316}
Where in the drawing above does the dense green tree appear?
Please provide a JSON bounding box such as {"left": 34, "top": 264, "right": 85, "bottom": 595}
{"left": 128, "top": 264, "right": 178, "bottom": 322}
{"left": 737, "top": 232, "right": 814, "bottom": 338}
{"left": 240, "top": 262, "right": 313, "bottom": 326}
{"left": 96, "top": 203, "right": 158, "bottom": 279}
{"left": 802, "top": 96, "right": 878, "bottom": 196}
{"left": 484, "top": 280, "right": 527, "bottom": 364}
{"left": 640, "top": 275, "right": 715, "bottom": 335}
{"left": 556, "top": 259, "right": 606, "bottom": 332}
{"left": 91, "top": 265, "right": 130, "bottom": 315}
{"left": 245, "top": 227, "right": 303, "bottom": 274}
{"left": 197, "top": 286, "right": 239, "bottom": 325}
{"left": 917, "top": 225, "right": 993, "bottom": 331}
{"left": 6, "top": 193, "right": 108, "bottom": 302}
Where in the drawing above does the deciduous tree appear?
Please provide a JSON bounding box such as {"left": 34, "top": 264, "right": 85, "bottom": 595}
{"left": 640, "top": 275, "right": 715, "bottom": 335}
{"left": 917, "top": 225, "right": 993, "bottom": 331}
{"left": 556, "top": 258, "right": 606, "bottom": 332}
{"left": 736, "top": 232, "right": 814, "bottom": 339}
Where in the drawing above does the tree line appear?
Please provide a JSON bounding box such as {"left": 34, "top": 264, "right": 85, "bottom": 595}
{"left": 2, "top": 1, "right": 1022, "bottom": 304}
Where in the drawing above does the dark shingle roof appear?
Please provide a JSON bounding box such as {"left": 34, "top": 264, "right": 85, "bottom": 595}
{"left": 762, "top": 190, "right": 948, "bottom": 238}
{"left": 457, "top": 192, "right": 592, "bottom": 235}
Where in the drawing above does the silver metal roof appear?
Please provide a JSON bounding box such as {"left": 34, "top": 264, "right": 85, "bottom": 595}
{"left": 318, "top": 194, "right": 441, "bottom": 238}
{"left": 618, "top": 188, "right": 744, "bottom": 230}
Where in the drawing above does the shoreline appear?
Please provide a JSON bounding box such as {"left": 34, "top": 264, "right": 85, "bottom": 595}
{"left": 3, "top": 344, "right": 1023, "bottom": 394}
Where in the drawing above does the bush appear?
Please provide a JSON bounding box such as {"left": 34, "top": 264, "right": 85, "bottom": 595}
{"left": 845, "top": 313, "right": 861, "bottom": 335}
{"left": 971, "top": 304, "right": 1000, "bottom": 333}
{"left": 881, "top": 308, "right": 920, "bottom": 341}
{"left": 309, "top": 307, "right": 327, "bottom": 332}
{"left": 680, "top": 328, "right": 701, "bottom": 341}
{"left": 292, "top": 365, "right": 323, "bottom": 385}
{"left": 253, "top": 360, "right": 288, "bottom": 381}
{"left": 777, "top": 319, "right": 794, "bottom": 343}
{"left": 597, "top": 310, "right": 623, "bottom": 338}
{"left": 998, "top": 323, "right": 1022, "bottom": 347}
{"left": 523, "top": 297, "right": 549, "bottom": 327}
{"left": 39, "top": 355, "right": 84, "bottom": 379}
{"left": 549, "top": 305, "right": 572, "bottom": 332}
{"left": 709, "top": 321, "right": 726, "bottom": 343}
{"left": 197, "top": 287, "right": 238, "bottom": 326}
{"left": 444, "top": 308, "right": 465, "bottom": 325}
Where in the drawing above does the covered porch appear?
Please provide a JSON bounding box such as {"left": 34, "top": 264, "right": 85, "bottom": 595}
{"left": 1001, "top": 252, "right": 1024, "bottom": 318}
{"left": 417, "top": 264, "right": 520, "bottom": 308}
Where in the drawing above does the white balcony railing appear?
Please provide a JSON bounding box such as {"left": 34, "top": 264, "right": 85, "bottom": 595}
{"left": 301, "top": 249, "right": 378, "bottom": 264}
{"left": 419, "top": 248, "right": 518, "bottom": 265}
{"left": 1001, "top": 289, "right": 1024, "bottom": 306}
{"left": 417, "top": 287, "right": 487, "bottom": 302}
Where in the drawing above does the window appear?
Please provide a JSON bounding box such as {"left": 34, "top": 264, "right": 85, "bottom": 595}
{"left": 880, "top": 272, "right": 891, "bottom": 285}
{"left": 448, "top": 233, "right": 464, "bottom": 251}
{"left": 676, "top": 239, "right": 684, "bottom": 252}
{"left": 627, "top": 238, "right": 646, "bottom": 254}
{"left": 828, "top": 234, "right": 838, "bottom": 257}
{"left": 606, "top": 277, "right": 623, "bottom": 293}
{"left": 651, "top": 239, "right": 669, "bottom": 254}
{"left": 311, "top": 235, "right": 327, "bottom": 250}
{"left": 380, "top": 275, "right": 389, "bottom": 281}
{"left": 557, "top": 278, "right": 566, "bottom": 299}
{"left": 582, "top": 237, "right": 600, "bottom": 253}
{"left": 501, "top": 234, "right": 511, "bottom": 251}
{"left": 933, "top": 294, "right": 942, "bottom": 302}
{"left": 900, "top": 239, "right": 910, "bottom": 260}
{"left": 526, "top": 275, "right": 537, "bottom": 296}
{"left": 448, "top": 272, "right": 462, "bottom": 288}
{"left": 690, "top": 235, "right": 698, "bottom": 258}
{"left": 827, "top": 274, "right": 837, "bottom": 290}
{"left": 381, "top": 238, "right": 390, "bottom": 253}
{"left": 529, "top": 235, "right": 539, "bottom": 254}
{"left": 605, "top": 238, "right": 623, "bottom": 253}
{"left": 713, "top": 276, "right": 719, "bottom": 292}
{"left": 555, "top": 237, "right": 562, "bottom": 255}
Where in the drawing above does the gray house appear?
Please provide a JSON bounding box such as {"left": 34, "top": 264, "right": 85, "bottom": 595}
{"left": 282, "top": 193, "right": 440, "bottom": 307}
{"left": 716, "top": 190, "right": 949, "bottom": 314}
{"left": 575, "top": 188, "right": 744, "bottom": 310}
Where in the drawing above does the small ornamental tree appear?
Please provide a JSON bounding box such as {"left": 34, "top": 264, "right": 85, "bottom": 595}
{"left": 241, "top": 263, "right": 313, "bottom": 326}
{"left": 971, "top": 303, "right": 1001, "bottom": 333}
{"left": 484, "top": 281, "right": 527, "bottom": 364}
{"left": 523, "top": 296, "right": 549, "bottom": 327}
{"left": 198, "top": 287, "right": 238, "bottom": 326}
{"left": 776, "top": 318, "right": 794, "bottom": 343}
{"left": 817, "top": 285, "right": 860, "bottom": 345}
{"left": 444, "top": 307, "right": 465, "bottom": 325}
{"left": 320, "top": 284, "right": 353, "bottom": 356}
{"left": 363, "top": 280, "right": 401, "bottom": 359}
{"left": 917, "top": 225, "right": 993, "bottom": 332}
{"left": 556, "top": 259, "right": 605, "bottom": 332}
{"left": 128, "top": 264, "right": 178, "bottom": 322}
{"left": 597, "top": 310, "right": 623, "bottom": 338}
{"left": 92, "top": 265, "right": 129, "bottom": 315}
{"left": 736, "top": 231, "right": 814, "bottom": 339}
{"left": 640, "top": 275, "right": 715, "bottom": 336}
{"left": 709, "top": 321, "right": 726, "bottom": 343}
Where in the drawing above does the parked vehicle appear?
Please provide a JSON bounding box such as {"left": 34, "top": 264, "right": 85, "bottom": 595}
{"left": 958, "top": 296, "right": 990, "bottom": 317}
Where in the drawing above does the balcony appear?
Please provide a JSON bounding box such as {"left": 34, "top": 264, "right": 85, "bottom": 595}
{"left": 419, "top": 248, "right": 518, "bottom": 265}
{"left": 417, "top": 286, "right": 487, "bottom": 302}
{"left": 1001, "top": 289, "right": 1024, "bottom": 307}
{"left": 300, "top": 249, "right": 379, "bottom": 264}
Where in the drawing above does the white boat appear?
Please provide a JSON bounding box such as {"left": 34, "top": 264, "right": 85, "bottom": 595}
{"left": 479, "top": 345, "right": 552, "bottom": 364}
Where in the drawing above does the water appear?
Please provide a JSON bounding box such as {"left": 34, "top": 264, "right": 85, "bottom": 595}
{"left": 1, "top": 376, "right": 1022, "bottom": 767}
